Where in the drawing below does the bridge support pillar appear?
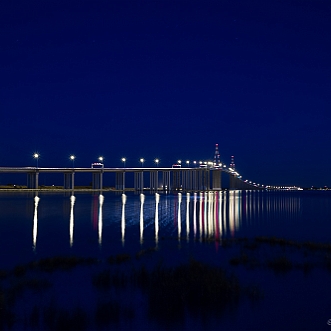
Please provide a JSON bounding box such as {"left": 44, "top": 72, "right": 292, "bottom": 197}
{"left": 199, "top": 169, "right": 210, "bottom": 191}
{"left": 92, "top": 172, "right": 103, "bottom": 190}
{"left": 27, "top": 172, "right": 39, "bottom": 189}
{"left": 115, "top": 171, "right": 125, "bottom": 190}
{"left": 150, "top": 171, "right": 158, "bottom": 192}
{"left": 134, "top": 171, "right": 144, "bottom": 191}
{"left": 192, "top": 169, "right": 198, "bottom": 191}
{"left": 212, "top": 169, "right": 222, "bottom": 190}
{"left": 183, "top": 170, "right": 193, "bottom": 191}
{"left": 172, "top": 170, "right": 181, "bottom": 190}
{"left": 182, "top": 170, "right": 186, "bottom": 190}
{"left": 162, "top": 171, "right": 171, "bottom": 191}
{"left": 64, "top": 172, "right": 75, "bottom": 190}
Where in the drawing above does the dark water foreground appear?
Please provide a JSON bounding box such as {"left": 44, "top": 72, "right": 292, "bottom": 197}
{"left": 1, "top": 238, "right": 331, "bottom": 330}
{"left": 1, "top": 191, "right": 331, "bottom": 330}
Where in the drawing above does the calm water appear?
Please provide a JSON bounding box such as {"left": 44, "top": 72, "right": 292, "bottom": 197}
{"left": 1, "top": 190, "right": 331, "bottom": 330}
{"left": 1, "top": 190, "right": 331, "bottom": 267}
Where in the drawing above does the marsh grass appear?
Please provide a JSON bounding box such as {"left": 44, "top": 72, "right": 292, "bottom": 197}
{"left": 1, "top": 237, "right": 331, "bottom": 329}
{"left": 92, "top": 269, "right": 128, "bottom": 290}
{"left": 133, "top": 259, "right": 246, "bottom": 323}
{"left": 255, "top": 236, "right": 331, "bottom": 253}
{"left": 6, "top": 278, "right": 52, "bottom": 306}
{"left": 229, "top": 252, "right": 260, "bottom": 269}
{"left": 266, "top": 256, "right": 293, "bottom": 273}
{"left": 135, "top": 247, "right": 157, "bottom": 259}
{"left": 13, "top": 264, "right": 28, "bottom": 277}
{"left": 296, "top": 261, "right": 314, "bottom": 274}
{"left": 107, "top": 253, "right": 131, "bottom": 265}
{"left": 30, "top": 256, "right": 98, "bottom": 272}
{"left": 255, "top": 236, "right": 300, "bottom": 248}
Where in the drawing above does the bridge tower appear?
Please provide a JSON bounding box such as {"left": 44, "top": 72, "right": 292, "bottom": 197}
{"left": 230, "top": 155, "right": 235, "bottom": 171}
{"left": 212, "top": 144, "right": 222, "bottom": 189}
{"left": 229, "top": 155, "right": 237, "bottom": 189}
{"left": 214, "top": 144, "right": 221, "bottom": 166}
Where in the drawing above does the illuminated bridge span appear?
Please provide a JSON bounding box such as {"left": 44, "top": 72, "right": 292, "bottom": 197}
{"left": 0, "top": 166, "right": 261, "bottom": 191}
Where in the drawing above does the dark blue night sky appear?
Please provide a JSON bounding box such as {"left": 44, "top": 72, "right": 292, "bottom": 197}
{"left": 1, "top": 0, "right": 330, "bottom": 187}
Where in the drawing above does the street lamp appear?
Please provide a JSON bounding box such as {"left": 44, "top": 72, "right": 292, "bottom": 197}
{"left": 186, "top": 160, "right": 190, "bottom": 167}
{"left": 70, "top": 155, "right": 75, "bottom": 168}
{"left": 140, "top": 158, "right": 145, "bottom": 167}
{"left": 33, "top": 153, "right": 39, "bottom": 168}
{"left": 154, "top": 158, "right": 159, "bottom": 167}
{"left": 98, "top": 156, "right": 104, "bottom": 163}
{"left": 121, "top": 158, "right": 126, "bottom": 167}
{"left": 177, "top": 160, "right": 182, "bottom": 165}
{"left": 193, "top": 161, "right": 197, "bottom": 167}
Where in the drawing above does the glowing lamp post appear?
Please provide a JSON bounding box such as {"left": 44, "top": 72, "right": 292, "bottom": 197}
{"left": 121, "top": 158, "right": 126, "bottom": 168}
{"left": 140, "top": 158, "right": 145, "bottom": 167}
{"left": 33, "top": 153, "right": 39, "bottom": 168}
{"left": 70, "top": 155, "right": 75, "bottom": 168}
{"left": 154, "top": 158, "right": 159, "bottom": 167}
{"left": 186, "top": 160, "right": 190, "bottom": 167}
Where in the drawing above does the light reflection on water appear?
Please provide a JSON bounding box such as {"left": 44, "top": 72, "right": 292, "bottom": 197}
{"left": 32, "top": 195, "right": 40, "bottom": 251}
{"left": 3, "top": 191, "right": 331, "bottom": 331}
{"left": 98, "top": 194, "right": 104, "bottom": 245}
{"left": 69, "top": 195, "right": 75, "bottom": 247}
{"left": 2, "top": 190, "right": 331, "bottom": 268}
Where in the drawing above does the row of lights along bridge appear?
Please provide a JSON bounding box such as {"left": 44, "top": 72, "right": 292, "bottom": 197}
{"left": 32, "top": 154, "right": 225, "bottom": 170}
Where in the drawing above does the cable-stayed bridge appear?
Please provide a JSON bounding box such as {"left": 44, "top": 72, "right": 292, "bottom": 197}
{"left": 0, "top": 145, "right": 301, "bottom": 191}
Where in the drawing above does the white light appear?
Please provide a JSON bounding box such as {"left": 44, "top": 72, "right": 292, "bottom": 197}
{"left": 98, "top": 156, "right": 104, "bottom": 162}
{"left": 70, "top": 155, "right": 75, "bottom": 161}
{"left": 121, "top": 157, "right": 126, "bottom": 162}
{"left": 33, "top": 153, "right": 39, "bottom": 159}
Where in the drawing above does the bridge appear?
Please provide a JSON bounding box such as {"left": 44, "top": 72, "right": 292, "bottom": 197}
{"left": 0, "top": 165, "right": 262, "bottom": 191}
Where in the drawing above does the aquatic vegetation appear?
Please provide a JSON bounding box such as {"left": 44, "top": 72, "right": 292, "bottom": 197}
{"left": 12, "top": 264, "right": 28, "bottom": 277}
{"left": 255, "top": 236, "right": 300, "bottom": 248}
{"left": 92, "top": 269, "right": 128, "bottom": 290}
{"left": 29, "top": 256, "right": 98, "bottom": 272}
{"left": 6, "top": 278, "right": 52, "bottom": 306}
{"left": 266, "top": 256, "right": 293, "bottom": 273}
{"left": 296, "top": 261, "right": 314, "bottom": 274}
{"left": 243, "top": 241, "right": 260, "bottom": 250}
{"left": 107, "top": 253, "right": 131, "bottom": 265}
{"left": 135, "top": 247, "right": 157, "bottom": 259}
{"left": 1, "top": 237, "right": 331, "bottom": 329}
{"left": 92, "top": 269, "right": 112, "bottom": 290}
{"left": 133, "top": 259, "right": 246, "bottom": 323}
